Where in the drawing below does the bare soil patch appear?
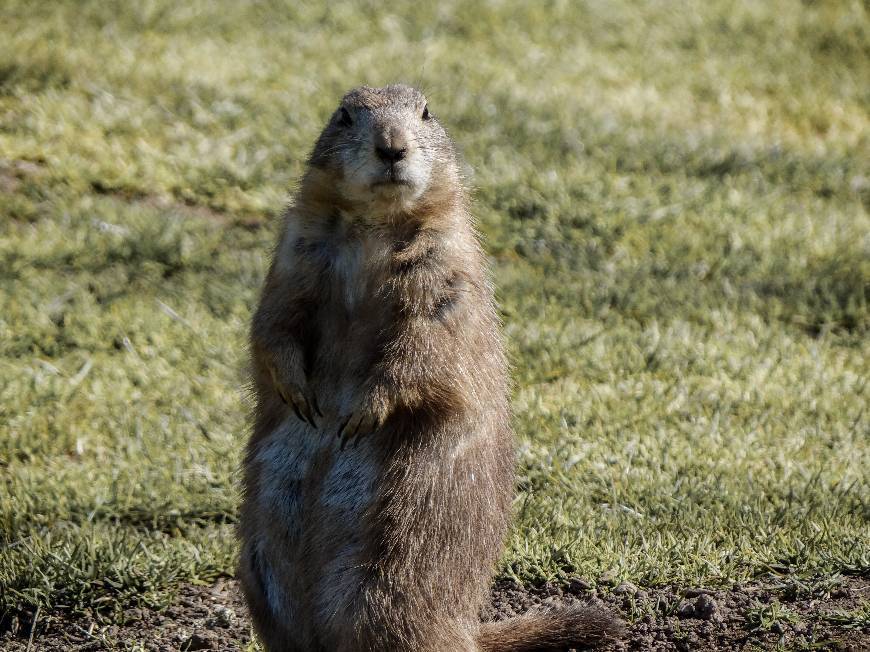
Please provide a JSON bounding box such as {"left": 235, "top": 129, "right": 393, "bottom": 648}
{"left": 2, "top": 576, "right": 866, "bottom": 651}
{"left": 486, "top": 576, "right": 868, "bottom": 651}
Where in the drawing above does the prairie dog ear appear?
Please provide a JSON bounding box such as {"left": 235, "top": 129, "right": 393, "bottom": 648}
{"left": 337, "top": 107, "right": 353, "bottom": 127}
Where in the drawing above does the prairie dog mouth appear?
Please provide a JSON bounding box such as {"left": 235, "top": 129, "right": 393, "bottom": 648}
{"left": 372, "top": 178, "right": 413, "bottom": 187}
{"left": 371, "top": 165, "right": 415, "bottom": 189}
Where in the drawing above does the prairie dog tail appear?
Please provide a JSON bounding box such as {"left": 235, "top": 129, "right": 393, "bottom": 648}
{"left": 477, "top": 603, "right": 624, "bottom": 652}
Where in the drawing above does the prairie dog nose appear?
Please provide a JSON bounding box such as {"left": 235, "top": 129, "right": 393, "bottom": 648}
{"left": 374, "top": 126, "right": 409, "bottom": 163}
{"left": 376, "top": 144, "right": 407, "bottom": 163}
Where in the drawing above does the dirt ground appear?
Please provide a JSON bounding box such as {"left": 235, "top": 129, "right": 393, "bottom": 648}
{"left": 2, "top": 576, "right": 866, "bottom": 651}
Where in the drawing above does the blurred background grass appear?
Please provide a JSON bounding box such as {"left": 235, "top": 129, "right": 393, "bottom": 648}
{"left": 1, "top": 0, "right": 868, "bottom": 621}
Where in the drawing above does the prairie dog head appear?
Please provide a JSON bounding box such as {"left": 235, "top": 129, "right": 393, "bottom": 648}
{"left": 308, "top": 85, "right": 458, "bottom": 215}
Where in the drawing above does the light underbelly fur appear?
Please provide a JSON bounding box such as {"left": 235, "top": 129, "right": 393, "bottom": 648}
{"left": 252, "top": 416, "right": 380, "bottom": 635}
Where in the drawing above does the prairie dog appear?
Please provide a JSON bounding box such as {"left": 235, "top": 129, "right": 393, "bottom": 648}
{"left": 238, "top": 84, "right": 622, "bottom": 651}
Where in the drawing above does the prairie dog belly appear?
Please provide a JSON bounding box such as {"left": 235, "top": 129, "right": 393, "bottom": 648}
{"left": 252, "top": 416, "right": 381, "bottom": 632}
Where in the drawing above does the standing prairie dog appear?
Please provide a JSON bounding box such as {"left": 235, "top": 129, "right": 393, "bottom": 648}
{"left": 239, "top": 84, "right": 622, "bottom": 651}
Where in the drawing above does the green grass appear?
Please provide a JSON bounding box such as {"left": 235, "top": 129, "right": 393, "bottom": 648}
{"left": 1, "top": 0, "right": 868, "bottom": 622}
{"left": 820, "top": 600, "right": 870, "bottom": 631}
{"left": 745, "top": 600, "right": 801, "bottom": 632}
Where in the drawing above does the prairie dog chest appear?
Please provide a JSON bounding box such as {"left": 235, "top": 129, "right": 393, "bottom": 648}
{"left": 330, "top": 237, "right": 366, "bottom": 311}
{"left": 311, "top": 233, "right": 394, "bottom": 408}
{"left": 277, "top": 218, "right": 392, "bottom": 312}
{"left": 329, "top": 233, "right": 392, "bottom": 313}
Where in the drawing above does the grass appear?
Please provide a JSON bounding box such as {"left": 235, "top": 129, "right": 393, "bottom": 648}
{"left": 1, "top": 0, "right": 868, "bottom": 625}
{"left": 820, "top": 600, "right": 870, "bottom": 631}
{"left": 745, "top": 600, "right": 801, "bottom": 632}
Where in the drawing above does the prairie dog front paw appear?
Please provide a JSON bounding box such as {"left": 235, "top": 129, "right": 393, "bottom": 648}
{"left": 268, "top": 363, "right": 322, "bottom": 427}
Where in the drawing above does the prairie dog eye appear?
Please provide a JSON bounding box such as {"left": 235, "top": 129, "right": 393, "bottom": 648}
{"left": 338, "top": 107, "right": 353, "bottom": 127}
{"left": 421, "top": 104, "right": 430, "bottom": 121}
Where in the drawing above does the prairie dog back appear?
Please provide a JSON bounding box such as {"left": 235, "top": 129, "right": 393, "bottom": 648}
{"left": 238, "top": 84, "right": 621, "bottom": 652}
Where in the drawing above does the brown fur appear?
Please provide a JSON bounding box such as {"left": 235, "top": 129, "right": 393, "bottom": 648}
{"left": 238, "top": 84, "right": 623, "bottom": 651}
